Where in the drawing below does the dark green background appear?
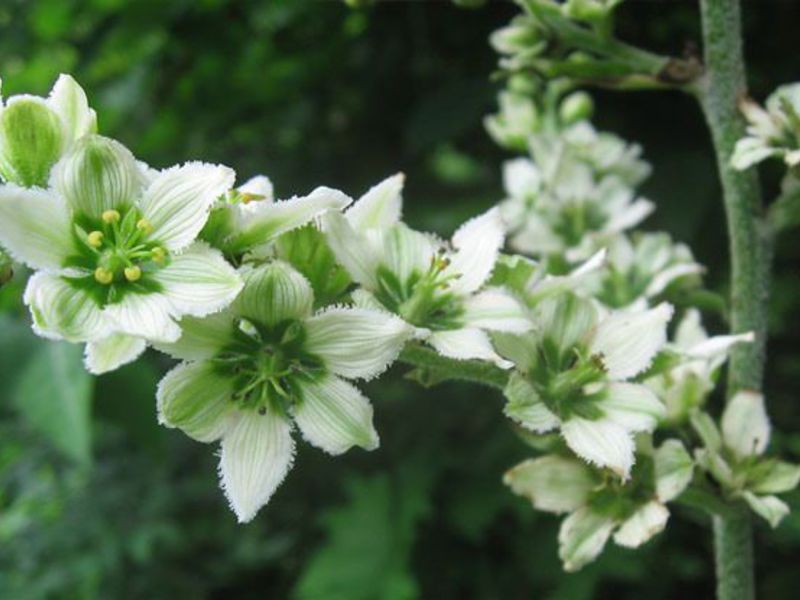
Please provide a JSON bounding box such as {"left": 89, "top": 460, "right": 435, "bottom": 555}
{"left": 1, "top": 1, "right": 798, "bottom": 598}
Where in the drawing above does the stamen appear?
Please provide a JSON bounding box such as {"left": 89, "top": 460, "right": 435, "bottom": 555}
{"left": 102, "top": 209, "right": 121, "bottom": 224}
{"left": 87, "top": 231, "right": 104, "bottom": 248}
{"left": 136, "top": 218, "right": 153, "bottom": 234}
{"left": 94, "top": 267, "right": 114, "bottom": 285}
{"left": 151, "top": 247, "right": 167, "bottom": 263}
{"left": 124, "top": 266, "right": 142, "bottom": 282}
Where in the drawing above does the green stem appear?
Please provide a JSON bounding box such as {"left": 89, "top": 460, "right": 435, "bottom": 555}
{"left": 698, "top": 1, "right": 768, "bottom": 599}
{"left": 398, "top": 344, "right": 509, "bottom": 390}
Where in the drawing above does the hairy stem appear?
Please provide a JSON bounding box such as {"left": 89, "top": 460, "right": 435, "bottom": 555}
{"left": 398, "top": 344, "right": 509, "bottom": 390}
{"left": 698, "top": 1, "right": 767, "bottom": 598}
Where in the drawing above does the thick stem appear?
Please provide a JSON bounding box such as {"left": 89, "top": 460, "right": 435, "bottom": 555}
{"left": 398, "top": 344, "right": 509, "bottom": 390}
{"left": 698, "top": 1, "right": 767, "bottom": 599}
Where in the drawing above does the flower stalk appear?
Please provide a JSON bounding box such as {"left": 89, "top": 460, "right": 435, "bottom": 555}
{"left": 697, "top": 1, "right": 768, "bottom": 598}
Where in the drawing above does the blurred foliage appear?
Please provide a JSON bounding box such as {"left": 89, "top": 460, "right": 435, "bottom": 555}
{"left": 0, "top": 0, "right": 799, "bottom": 598}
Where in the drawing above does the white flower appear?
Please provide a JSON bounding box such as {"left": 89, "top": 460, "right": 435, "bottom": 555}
{"left": 580, "top": 232, "right": 704, "bottom": 309}
{"left": 732, "top": 83, "right": 800, "bottom": 170}
{"left": 202, "top": 174, "right": 351, "bottom": 257}
{"left": 323, "top": 174, "right": 532, "bottom": 367}
{"left": 692, "top": 392, "right": 800, "bottom": 528}
{"left": 156, "top": 260, "right": 413, "bottom": 522}
{"left": 0, "top": 74, "right": 96, "bottom": 187}
{"left": 484, "top": 91, "right": 540, "bottom": 152}
{"left": 0, "top": 134, "right": 242, "bottom": 374}
{"left": 498, "top": 293, "right": 673, "bottom": 477}
{"left": 645, "top": 309, "right": 754, "bottom": 421}
{"left": 504, "top": 440, "right": 692, "bottom": 571}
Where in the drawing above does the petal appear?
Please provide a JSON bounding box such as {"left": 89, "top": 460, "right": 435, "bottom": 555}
{"left": 219, "top": 408, "right": 295, "bottom": 523}
{"left": 303, "top": 307, "right": 412, "bottom": 380}
{"left": 47, "top": 74, "right": 97, "bottom": 142}
{"left": 293, "top": 374, "right": 379, "bottom": 454}
{"left": 103, "top": 292, "right": 181, "bottom": 343}
{"left": 686, "top": 331, "right": 755, "bottom": 359}
{"left": 561, "top": 417, "right": 635, "bottom": 479}
{"left": 558, "top": 507, "right": 615, "bottom": 573}
{"left": 503, "top": 455, "right": 597, "bottom": 514}
{"left": 428, "top": 327, "right": 512, "bottom": 369}
{"left": 604, "top": 198, "right": 654, "bottom": 234}
{"left": 152, "top": 241, "right": 243, "bottom": 318}
{"left": 731, "top": 137, "right": 778, "bottom": 170}
{"left": 235, "top": 261, "right": 313, "bottom": 326}
{"left": 238, "top": 174, "right": 274, "bottom": 200}
{"left": 741, "top": 492, "right": 789, "bottom": 529}
{"left": 598, "top": 383, "right": 665, "bottom": 433}
{"left": 613, "top": 501, "right": 669, "bottom": 548}
{"left": 445, "top": 207, "right": 505, "bottom": 294}
{"left": 503, "top": 158, "right": 540, "bottom": 198}
{"left": 139, "top": 161, "right": 235, "bottom": 251}
{"left": 590, "top": 303, "right": 674, "bottom": 380}
{"left": 24, "top": 272, "right": 109, "bottom": 342}
{"left": 0, "top": 184, "right": 73, "bottom": 269}
{"left": 322, "top": 212, "right": 379, "bottom": 288}
{"left": 157, "top": 360, "right": 235, "bottom": 442}
{"left": 51, "top": 134, "right": 143, "bottom": 218}
{"left": 153, "top": 311, "right": 236, "bottom": 361}
{"left": 654, "top": 439, "right": 694, "bottom": 502}
{"left": 503, "top": 371, "right": 559, "bottom": 433}
{"left": 381, "top": 224, "right": 437, "bottom": 287}
{"left": 346, "top": 173, "right": 404, "bottom": 230}
{"left": 229, "top": 186, "right": 351, "bottom": 253}
{"left": 644, "top": 263, "right": 704, "bottom": 298}
{"left": 0, "top": 96, "right": 64, "bottom": 187}
{"left": 750, "top": 460, "right": 800, "bottom": 495}
{"left": 721, "top": 390, "right": 770, "bottom": 459}
{"left": 462, "top": 288, "right": 532, "bottom": 333}
{"left": 84, "top": 333, "right": 146, "bottom": 375}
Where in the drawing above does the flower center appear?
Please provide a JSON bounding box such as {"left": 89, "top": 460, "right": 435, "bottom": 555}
{"left": 213, "top": 318, "right": 324, "bottom": 415}
{"left": 68, "top": 207, "right": 169, "bottom": 294}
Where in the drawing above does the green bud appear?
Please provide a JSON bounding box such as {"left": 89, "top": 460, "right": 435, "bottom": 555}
{"left": 560, "top": 91, "right": 595, "bottom": 125}
{"left": 0, "top": 98, "right": 65, "bottom": 187}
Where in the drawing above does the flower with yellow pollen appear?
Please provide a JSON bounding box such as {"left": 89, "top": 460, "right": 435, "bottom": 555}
{"left": 0, "top": 133, "right": 243, "bottom": 374}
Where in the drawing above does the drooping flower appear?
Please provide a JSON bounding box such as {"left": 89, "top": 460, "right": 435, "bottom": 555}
{"left": 692, "top": 392, "right": 800, "bottom": 528}
{"left": 0, "top": 74, "right": 96, "bottom": 188}
{"left": 645, "top": 309, "right": 754, "bottom": 422}
{"left": 496, "top": 292, "right": 673, "bottom": 477}
{"left": 0, "top": 134, "right": 242, "bottom": 373}
{"left": 504, "top": 439, "right": 693, "bottom": 571}
{"left": 156, "top": 260, "right": 413, "bottom": 522}
{"left": 323, "top": 174, "right": 531, "bottom": 367}
{"left": 732, "top": 83, "right": 800, "bottom": 170}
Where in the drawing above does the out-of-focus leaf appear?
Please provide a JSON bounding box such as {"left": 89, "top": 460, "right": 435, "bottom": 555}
{"left": 12, "top": 342, "right": 93, "bottom": 465}
{"left": 293, "top": 460, "right": 435, "bottom": 600}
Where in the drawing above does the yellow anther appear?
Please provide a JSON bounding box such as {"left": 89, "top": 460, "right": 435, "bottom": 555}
{"left": 87, "top": 231, "right": 104, "bottom": 248}
{"left": 94, "top": 267, "right": 114, "bottom": 285}
{"left": 102, "top": 209, "right": 121, "bottom": 224}
{"left": 136, "top": 218, "right": 153, "bottom": 234}
{"left": 124, "top": 266, "right": 142, "bottom": 282}
{"left": 240, "top": 192, "right": 265, "bottom": 204}
{"left": 151, "top": 247, "right": 167, "bottom": 263}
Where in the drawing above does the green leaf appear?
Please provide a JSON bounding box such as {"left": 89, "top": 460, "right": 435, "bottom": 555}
{"left": 293, "top": 462, "right": 434, "bottom": 600}
{"left": 12, "top": 341, "right": 93, "bottom": 465}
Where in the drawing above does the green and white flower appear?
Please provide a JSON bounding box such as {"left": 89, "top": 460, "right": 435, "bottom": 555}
{"left": 156, "top": 260, "right": 413, "bottom": 522}
{"left": 732, "top": 83, "right": 800, "bottom": 170}
{"left": 693, "top": 391, "right": 800, "bottom": 528}
{"left": 0, "top": 74, "right": 96, "bottom": 187}
{"left": 323, "top": 174, "right": 531, "bottom": 367}
{"left": 645, "top": 309, "right": 754, "bottom": 422}
{"left": 201, "top": 174, "right": 351, "bottom": 258}
{"left": 485, "top": 91, "right": 540, "bottom": 152}
{"left": 580, "top": 232, "right": 704, "bottom": 309}
{"left": 0, "top": 134, "right": 242, "bottom": 373}
{"left": 497, "top": 293, "right": 672, "bottom": 477}
{"left": 504, "top": 439, "right": 693, "bottom": 571}
{"left": 501, "top": 141, "right": 653, "bottom": 263}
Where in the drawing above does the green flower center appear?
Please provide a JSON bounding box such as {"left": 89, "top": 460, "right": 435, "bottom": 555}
{"left": 213, "top": 318, "right": 324, "bottom": 415}
{"left": 374, "top": 255, "right": 464, "bottom": 330}
{"left": 64, "top": 206, "right": 169, "bottom": 305}
{"left": 552, "top": 201, "right": 607, "bottom": 247}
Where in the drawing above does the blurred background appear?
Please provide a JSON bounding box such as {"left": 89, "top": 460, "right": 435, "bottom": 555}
{"left": 1, "top": 0, "right": 799, "bottom": 598}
